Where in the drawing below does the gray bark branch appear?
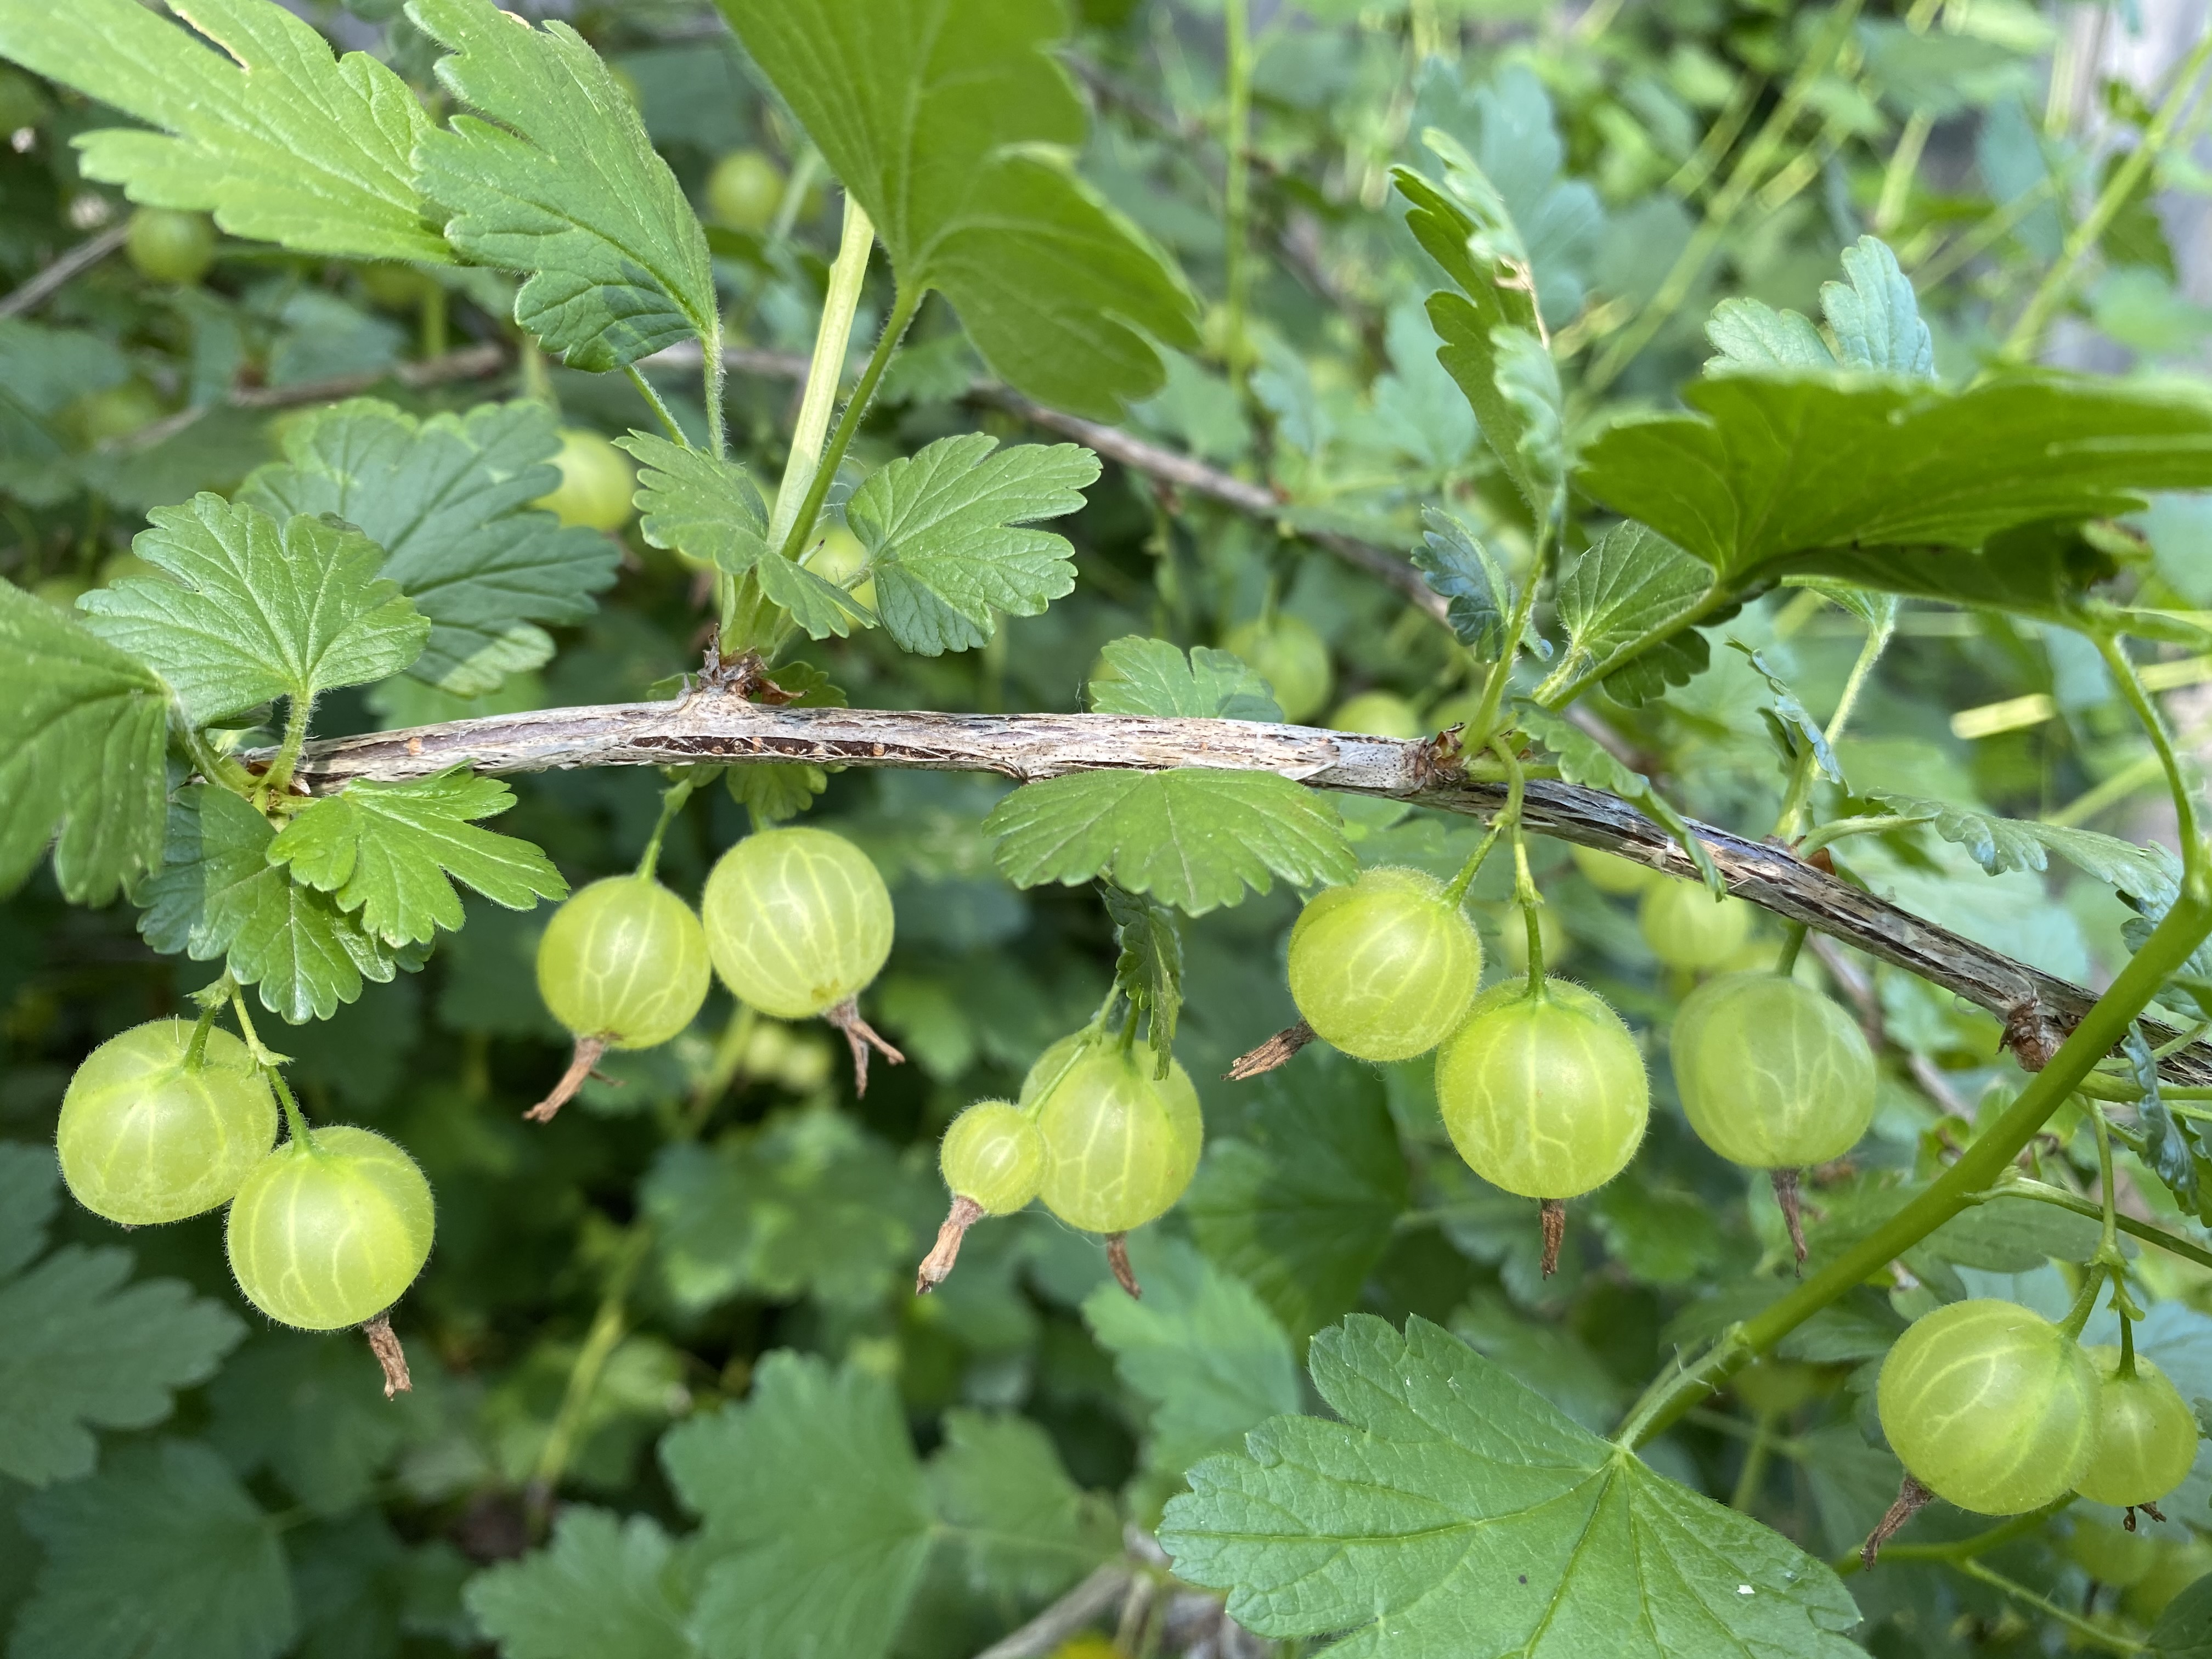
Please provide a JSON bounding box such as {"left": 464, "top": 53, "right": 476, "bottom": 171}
{"left": 289, "top": 696, "right": 2212, "bottom": 1085}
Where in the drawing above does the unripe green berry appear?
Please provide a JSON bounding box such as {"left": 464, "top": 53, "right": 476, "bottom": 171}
{"left": 940, "top": 1101, "right": 1044, "bottom": 1215}
{"left": 1288, "top": 867, "right": 1481, "bottom": 1062}
{"left": 1876, "top": 1299, "right": 2099, "bottom": 1515}
{"left": 57, "top": 1019, "right": 277, "bottom": 1225}
{"left": 1670, "top": 972, "right": 1876, "bottom": 1168}
{"left": 1639, "top": 878, "right": 1753, "bottom": 970}
{"left": 226, "top": 1126, "right": 435, "bottom": 1330}
{"left": 2076, "top": 1346, "right": 2199, "bottom": 1509}
{"left": 536, "top": 875, "right": 710, "bottom": 1049}
{"left": 1032, "top": 1036, "right": 1202, "bottom": 1234}
{"left": 1435, "top": 979, "right": 1648, "bottom": 1199}
{"left": 702, "top": 827, "right": 894, "bottom": 1019}
{"left": 1222, "top": 615, "right": 1331, "bottom": 723}
{"left": 534, "top": 428, "right": 635, "bottom": 533}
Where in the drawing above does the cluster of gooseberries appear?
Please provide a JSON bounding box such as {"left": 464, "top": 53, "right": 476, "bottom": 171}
{"left": 922, "top": 1024, "right": 1202, "bottom": 1299}
{"left": 1243, "top": 836, "right": 1876, "bottom": 1276}
{"left": 1872, "top": 1297, "right": 2198, "bottom": 1547}
{"left": 57, "top": 1009, "right": 434, "bottom": 1393}
{"left": 528, "top": 823, "right": 901, "bottom": 1122}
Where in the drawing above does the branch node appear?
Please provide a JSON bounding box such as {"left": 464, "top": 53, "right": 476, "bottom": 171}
{"left": 362, "top": 1313, "right": 413, "bottom": 1399}
{"left": 1860, "top": 1474, "right": 1933, "bottom": 1568}
{"left": 825, "top": 998, "right": 904, "bottom": 1095}
{"left": 526, "top": 1036, "right": 607, "bottom": 1124}
{"left": 1226, "top": 1020, "right": 1316, "bottom": 1081}
{"left": 916, "top": 1195, "right": 985, "bottom": 1295}
{"left": 1105, "top": 1232, "right": 1141, "bottom": 1299}
{"left": 692, "top": 628, "right": 799, "bottom": 705}
{"left": 2002, "top": 997, "right": 2063, "bottom": 1072}
{"left": 1539, "top": 1198, "right": 1566, "bottom": 1278}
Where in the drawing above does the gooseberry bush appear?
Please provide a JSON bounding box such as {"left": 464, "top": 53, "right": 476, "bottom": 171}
{"left": 13, "top": 1, "right": 2212, "bottom": 1656}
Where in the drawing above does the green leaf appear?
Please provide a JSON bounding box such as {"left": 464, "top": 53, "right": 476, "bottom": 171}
{"left": 662, "top": 1352, "right": 934, "bottom": 1659}
{"left": 2130, "top": 1028, "right": 2200, "bottom": 1214}
{"left": 2151, "top": 1561, "right": 2212, "bottom": 1656}
{"left": 0, "top": 0, "right": 447, "bottom": 262}
{"left": 1727, "top": 640, "right": 1842, "bottom": 786}
{"left": 12, "top": 1440, "right": 294, "bottom": 1659}
{"left": 1084, "top": 1238, "right": 1303, "bottom": 1481}
{"left": 80, "top": 496, "right": 428, "bottom": 727}
{"left": 1578, "top": 374, "right": 2212, "bottom": 591}
{"left": 464, "top": 1508, "right": 693, "bottom": 1659}
{"left": 1705, "top": 236, "right": 1932, "bottom": 379}
{"left": 1515, "top": 707, "right": 1720, "bottom": 894}
{"left": 726, "top": 763, "right": 827, "bottom": 830}
{"left": 240, "top": 399, "right": 618, "bottom": 697}
{"left": 1861, "top": 792, "right": 2181, "bottom": 902}
{"left": 753, "top": 551, "right": 877, "bottom": 642}
{"left": 1553, "top": 521, "right": 1716, "bottom": 695}
{"left": 207, "top": 1334, "right": 419, "bottom": 1516}
{"left": 1393, "top": 157, "right": 1562, "bottom": 521}
{"left": 267, "top": 768, "right": 565, "bottom": 947}
{"left": 984, "top": 769, "right": 1356, "bottom": 916}
{"left": 925, "top": 1410, "right": 1119, "bottom": 1604}
{"left": 845, "top": 436, "right": 1098, "bottom": 656}
{"left": 617, "top": 433, "right": 771, "bottom": 578}
{"left": 641, "top": 1111, "right": 935, "bottom": 1314}
{"left": 0, "top": 1141, "right": 58, "bottom": 1281}
{"left": 1103, "top": 882, "right": 1182, "bottom": 1075}
{"left": 1159, "top": 1315, "right": 1862, "bottom": 1657}
{"left": 0, "top": 578, "right": 169, "bottom": 905}
{"left": 408, "top": 0, "right": 716, "bottom": 371}
{"left": 138, "top": 786, "right": 402, "bottom": 1024}
{"left": 1412, "top": 508, "right": 1513, "bottom": 657}
{"left": 713, "top": 0, "right": 1200, "bottom": 418}
{"left": 1087, "top": 635, "right": 1280, "bottom": 721}
{"left": 1184, "top": 1054, "right": 1409, "bottom": 1340}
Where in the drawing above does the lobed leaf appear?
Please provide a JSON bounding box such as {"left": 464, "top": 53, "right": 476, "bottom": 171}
{"left": 1863, "top": 791, "right": 2181, "bottom": 903}
{"left": 12, "top": 1440, "right": 291, "bottom": 1659}
{"left": 713, "top": 0, "right": 1200, "bottom": 419}
{"left": 1159, "top": 1316, "right": 1863, "bottom": 1657}
{"left": 241, "top": 398, "right": 617, "bottom": 697}
{"left": 1728, "top": 640, "right": 1842, "bottom": 786}
{"left": 661, "top": 1352, "right": 933, "bottom": 1659}
{"left": 1102, "top": 882, "right": 1183, "bottom": 1074}
{"left": 1553, "top": 521, "right": 1715, "bottom": 695}
{"left": 1578, "top": 374, "right": 2212, "bottom": 590}
{"left": 924, "top": 1410, "right": 1120, "bottom": 1604}
{"left": 138, "top": 786, "right": 403, "bottom": 1024}
{"left": 1087, "top": 635, "right": 1281, "bottom": 721}
{"left": 408, "top": 0, "right": 717, "bottom": 370}
{"left": 845, "top": 435, "right": 1098, "bottom": 656}
{"left": 617, "top": 434, "right": 771, "bottom": 578}
{"left": 984, "top": 769, "right": 1356, "bottom": 916}
{"left": 0, "top": 579, "right": 170, "bottom": 905}
{"left": 80, "top": 495, "right": 427, "bottom": 727}
{"left": 0, "top": 0, "right": 447, "bottom": 262}
{"left": 267, "top": 768, "right": 565, "bottom": 947}
{"left": 464, "top": 1508, "right": 693, "bottom": 1659}
{"left": 1412, "top": 508, "right": 1514, "bottom": 658}
{"left": 1705, "top": 236, "right": 1932, "bottom": 379}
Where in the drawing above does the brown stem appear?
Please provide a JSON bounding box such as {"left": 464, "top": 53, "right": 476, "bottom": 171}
{"left": 1771, "top": 1167, "right": 1808, "bottom": 1272}
{"left": 823, "top": 998, "right": 904, "bottom": 1096}
{"left": 916, "top": 1195, "right": 985, "bottom": 1295}
{"left": 275, "top": 704, "right": 2212, "bottom": 1086}
{"left": 363, "top": 1313, "right": 413, "bottom": 1399}
{"left": 526, "top": 1035, "right": 607, "bottom": 1124}
{"left": 1105, "top": 1232, "right": 1142, "bottom": 1299}
{"left": 1861, "top": 1475, "right": 1934, "bottom": 1568}
{"left": 1540, "top": 1199, "right": 1566, "bottom": 1278}
{"left": 1226, "top": 1020, "right": 1317, "bottom": 1081}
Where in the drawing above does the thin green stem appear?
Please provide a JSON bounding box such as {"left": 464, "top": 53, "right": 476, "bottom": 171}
{"left": 1774, "top": 922, "right": 1807, "bottom": 978}
{"left": 1874, "top": 111, "right": 1933, "bottom": 234}
{"left": 1617, "top": 882, "right": 2212, "bottom": 1448}
{"left": 526, "top": 1224, "right": 652, "bottom": 1525}
{"left": 771, "top": 284, "right": 919, "bottom": 572}
{"left": 1729, "top": 1409, "right": 1779, "bottom": 1513}
{"left": 270, "top": 1068, "right": 313, "bottom": 1150}
{"left": 1468, "top": 545, "right": 1543, "bottom": 749}
{"left": 260, "top": 693, "right": 314, "bottom": 805}
{"left": 1954, "top": 1559, "right": 2143, "bottom": 1655}
{"left": 702, "top": 314, "right": 727, "bottom": 459}
{"left": 1221, "top": 0, "right": 1252, "bottom": 391}
{"left": 180, "top": 998, "right": 219, "bottom": 1070}
{"left": 635, "top": 769, "right": 705, "bottom": 884}
{"left": 1440, "top": 825, "right": 1503, "bottom": 909}
{"left": 1791, "top": 815, "right": 1931, "bottom": 862}
{"left": 2091, "top": 1103, "right": 2124, "bottom": 1268}
{"left": 227, "top": 983, "right": 280, "bottom": 1071}
{"left": 625, "top": 365, "right": 688, "bottom": 447}
{"left": 2001, "top": 29, "right": 2212, "bottom": 363}
{"left": 1775, "top": 605, "right": 1893, "bottom": 840}
{"left": 2057, "top": 1265, "right": 2106, "bottom": 1340}
{"left": 2098, "top": 633, "right": 2206, "bottom": 879}
{"left": 766, "top": 197, "right": 876, "bottom": 556}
